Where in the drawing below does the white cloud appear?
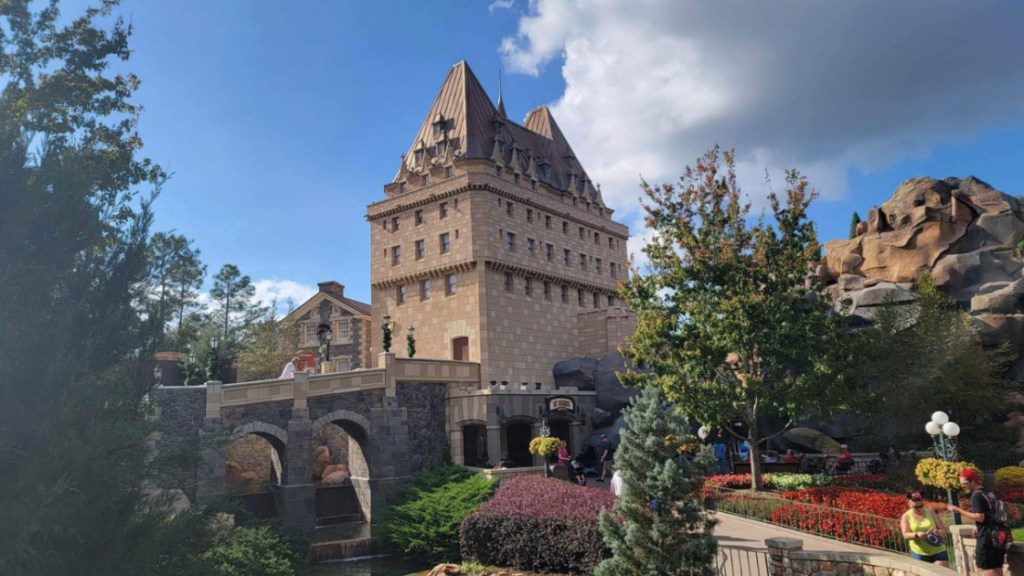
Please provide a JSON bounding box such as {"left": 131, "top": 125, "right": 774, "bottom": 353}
{"left": 489, "top": 0, "right": 515, "bottom": 12}
{"left": 501, "top": 0, "right": 1024, "bottom": 223}
{"left": 252, "top": 279, "right": 317, "bottom": 314}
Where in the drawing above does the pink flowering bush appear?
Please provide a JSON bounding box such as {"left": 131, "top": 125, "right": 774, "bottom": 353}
{"left": 459, "top": 475, "right": 617, "bottom": 574}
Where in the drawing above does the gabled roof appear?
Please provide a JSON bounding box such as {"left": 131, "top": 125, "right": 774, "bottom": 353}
{"left": 397, "top": 61, "right": 605, "bottom": 206}
{"left": 283, "top": 292, "right": 371, "bottom": 324}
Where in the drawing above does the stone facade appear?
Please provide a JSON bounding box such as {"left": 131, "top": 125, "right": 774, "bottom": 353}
{"left": 285, "top": 281, "right": 372, "bottom": 373}
{"left": 766, "top": 537, "right": 959, "bottom": 576}
{"left": 150, "top": 386, "right": 207, "bottom": 487}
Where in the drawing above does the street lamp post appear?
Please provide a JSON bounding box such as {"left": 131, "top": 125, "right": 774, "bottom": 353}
{"left": 926, "top": 410, "right": 962, "bottom": 524}
{"left": 698, "top": 426, "right": 710, "bottom": 442}
{"left": 153, "top": 365, "right": 163, "bottom": 384}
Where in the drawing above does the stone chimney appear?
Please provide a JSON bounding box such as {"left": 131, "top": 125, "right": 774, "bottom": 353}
{"left": 317, "top": 281, "right": 345, "bottom": 299}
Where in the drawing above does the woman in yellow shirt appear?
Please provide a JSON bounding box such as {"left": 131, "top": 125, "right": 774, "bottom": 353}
{"left": 900, "top": 492, "right": 949, "bottom": 566}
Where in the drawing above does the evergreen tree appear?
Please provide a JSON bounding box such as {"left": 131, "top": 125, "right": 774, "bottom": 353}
{"left": 208, "top": 264, "right": 264, "bottom": 344}
{"left": 147, "top": 232, "right": 206, "bottom": 336}
{"left": 849, "top": 212, "right": 862, "bottom": 239}
{"left": 0, "top": 1, "right": 218, "bottom": 573}
{"left": 595, "top": 387, "right": 718, "bottom": 576}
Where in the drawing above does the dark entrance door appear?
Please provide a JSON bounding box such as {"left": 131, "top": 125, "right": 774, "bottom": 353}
{"left": 452, "top": 337, "right": 469, "bottom": 361}
{"left": 549, "top": 420, "right": 571, "bottom": 457}
{"left": 506, "top": 423, "right": 533, "bottom": 468}
{"left": 462, "top": 425, "right": 483, "bottom": 466}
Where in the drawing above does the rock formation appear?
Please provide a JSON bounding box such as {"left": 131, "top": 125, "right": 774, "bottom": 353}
{"left": 822, "top": 177, "right": 1024, "bottom": 348}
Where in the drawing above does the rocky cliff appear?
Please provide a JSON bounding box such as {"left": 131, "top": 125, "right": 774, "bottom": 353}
{"left": 820, "top": 176, "right": 1024, "bottom": 349}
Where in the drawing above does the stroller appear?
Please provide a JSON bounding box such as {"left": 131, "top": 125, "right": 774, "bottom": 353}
{"left": 569, "top": 457, "right": 588, "bottom": 486}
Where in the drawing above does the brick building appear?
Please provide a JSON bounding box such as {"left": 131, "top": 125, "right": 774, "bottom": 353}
{"left": 366, "top": 61, "right": 633, "bottom": 388}
{"left": 284, "top": 281, "right": 372, "bottom": 372}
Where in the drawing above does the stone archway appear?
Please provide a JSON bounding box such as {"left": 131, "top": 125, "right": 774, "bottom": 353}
{"left": 227, "top": 422, "right": 289, "bottom": 517}
{"left": 312, "top": 410, "right": 373, "bottom": 523}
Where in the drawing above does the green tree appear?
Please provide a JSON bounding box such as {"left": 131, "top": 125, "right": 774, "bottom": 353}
{"left": 849, "top": 212, "right": 862, "bottom": 239}
{"left": 236, "top": 302, "right": 299, "bottom": 381}
{"left": 147, "top": 232, "right": 206, "bottom": 336}
{"left": 858, "top": 276, "right": 1015, "bottom": 442}
{"left": 620, "top": 147, "right": 859, "bottom": 489}
{"left": 0, "top": 1, "right": 219, "bottom": 573}
{"left": 595, "top": 387, "right": 717, "bottom": 576}
{"left": 209, "top": 264, "right": 264, "bottom": 344}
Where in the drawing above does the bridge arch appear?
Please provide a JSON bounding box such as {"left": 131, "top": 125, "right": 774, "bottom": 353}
{"left": 226, "top": 421, "right": 288, "bottom": 515}
{"left": 311, "top": 409, "right": 374, "bottom": 524}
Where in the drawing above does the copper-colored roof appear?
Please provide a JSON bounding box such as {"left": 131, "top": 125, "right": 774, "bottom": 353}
{"left": 398, "top": 61, "right": 604, "bottom": 205}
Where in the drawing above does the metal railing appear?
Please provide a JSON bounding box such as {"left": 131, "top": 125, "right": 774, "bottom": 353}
{"left": 712, "top": 487, "right": 955, "bottom": 558}
{"left": 717, "top": 546, "right": 770, "bottom": 576}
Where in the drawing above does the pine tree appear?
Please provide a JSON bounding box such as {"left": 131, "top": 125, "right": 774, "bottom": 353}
{"left": 594, "top": 387, "right": 718, "bottom": 576}
{"left": 849, "top": 212, "right": 862, "bottom": 239}
{"left": 147, "top": 232, "right": 206, "bottom": 336}
{"left": 209, "top": 264, "right": 265, "bottom": 344}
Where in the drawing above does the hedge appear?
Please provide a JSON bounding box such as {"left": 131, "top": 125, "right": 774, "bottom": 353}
{"left": 460, "top": 475, "right": 617, "bottom": 574}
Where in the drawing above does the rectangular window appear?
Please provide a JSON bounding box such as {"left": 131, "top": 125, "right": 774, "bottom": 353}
{"left": 436, "top": 141, "right": 447, "bottom": 156}
{"left": 595, "top": 233, "right": 600, "bottom": 245}
{"left": 593, "top": 292, "right": 599, "bottom": 308}
{"left": 525, "top": 278, "right": 532, "bottom": 297}
{"left": 421, "top": 279, "right": 431, "bottom": 301}
{"left": 609, "top": 236, "right": 614, "bottom": 249}
{"left": 382, "top": 220, "right": 387, "bottom": 230}
{"left": 446, "top": 274, "right": 456, "bottom": 295}
{"left": 305, "top": 324, "right": 317, "bottom": 344}
{"left": 531, "top": 180, "right": 536, "bottom": 190}
{"left": 578, "top": 289, "right": 584, "bottom": 307}
{"left": 563, "top": 249, "right": 570, "bottom": 266}
{"left": 434, "top": 124, "right": 442, "bottom": 136}
{"left": 446, "top": 166, "right": 453, "bottom": 179}
{"left": 561, "top": 285, "right": 568, "bottom": 304}
{"left": 572, "top": 197, "right": 577, "bottom": 207}
{"left": 562, "top": 221, "right": 568, "bottom": 234}
{"left": 586, "top": 202, "right": 591, "bottom": 212}
{"left": 506, "top": 232, "right": 516, "bottom": 252}
{"left": 392, "top": 216, "right": 400, "bottom": 231}
{"left": 596, "top": 258, "right": 602, "bottom": 273}
{"left": 397, "top": 284, "right": 406, "bottom": 305}
{"left": 527, "top": 209, "right": 533, "bottom": 223}
{"left": 335, "top": 359, "right": 351, "bottom": 372}
{"left": 415, "top": 209, "right": 424, "bottom": 225}
{"left": 506, "top": 202, "right": 513, "bottom": 217}
{"left": 335, "top": 320, "right": 350, "bottom": 341}
{"left": 545, "top": 215, "right": 551, "bottom": 229}
{"left": 608, "top": 295, "right": 615, "bottom": 307}
{"left": 544, "top": 282, "right": 551, "bottom": 300}
{"left": 579, "top": 253, "right": 586, "bottom": 270}
{"left": 579, "top": 226, "right": 584, "bottom": 239}
{"left": 496, "top": 166, "right": 502, "bottom": 177}
{"left": 610, "top": 263, "right": 617, "bottom": 278}
{"left": 440, "top": 202, "right": 449, "bottom": 219}
{"left": 514, "top": 173, "right": 520, "bottom": 184}
{"left": 546, "top": 243, "right": 553, "bottom": 261}
{"left": 423, "top": 174, "right": 430, "bottom": 186}
{"left": 400, "top": 182, "right": 407, "bottom": 194}
{"left": 504, "top": 273, "right": 512, "bottom": 292}
{"left": 527, "top": 238, "right": 535, "bottom": 256}
{"left": 392, "top": 246, "right": 401, "bottom": 266}
{"left": 415, "top": 239, "right": 425, "bottom": 260}
{"left": 440, "top": 233, "right": 450, "bottom": 254}
{"left": 599, "top": 207, "right": 604, "bottom": 217}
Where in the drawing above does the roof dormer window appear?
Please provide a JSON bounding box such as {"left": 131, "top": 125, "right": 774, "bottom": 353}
{"left": 433, "top": 123, "right": 442, "bottom": 136}
{"left": 414, "top": 150, "right": 423, "bottom": 164}
{"left": 498, "top": 141, "right": 505, "bottom": 154}
{"left": 436, "top": 141, "right": 447, "bottom": 156}
{"left": 567, "top": 156, "right": 575, "bottom": 168}
{"left": 515, "top": 149, "right": 522, "bottom": 163}
{"left": 539, "top": 163, "right": 550, "bottom": 178}
{"left": 493, "top": 121, "right": 504, "bottom": 134}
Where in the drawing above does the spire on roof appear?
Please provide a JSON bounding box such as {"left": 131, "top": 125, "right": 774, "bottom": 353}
{"left": 497, "top": 70, "right": 506, "bottom": 117}
{"left": 490, "top": 137, "right": 506, "bottom": 166}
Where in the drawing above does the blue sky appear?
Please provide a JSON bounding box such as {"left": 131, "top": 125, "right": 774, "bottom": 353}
{"left": 82, "top": 0, "right": 1024, "bottom": 309}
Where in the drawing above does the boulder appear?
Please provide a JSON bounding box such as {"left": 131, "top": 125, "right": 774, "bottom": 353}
{"left": 312, "top": 445, "right": 332, "bottom": 478}
{"left": 783, "top": 427, "right": 841, "bottom": 454}
{"left": 971, "top": 314, "right": 1024, "bottom": 347}
{"left": 225, "top": 461, "right": 243, "bottom": 487}
{"left": 848, "top": 282, "right": 916, "bottom": 308}
{"left": 553, "top": 357, "right": 598, "bottom": 390}
{"left": 591, "top": 407, "right": 615, "bottom": 429}
{"left": 322, "top": 470, "right": 350, "bottom": 486}
{"left": 427, "top": 564, "right": 462, "bottom": 576}
{"left": 322, "top": 463, "right": 349, "bottom": 479}
{"left": 971, "top": 283, "right": 1024, "bottom": 315}
{"left": 584, "top": 415, "right": 627, "bottom": 449}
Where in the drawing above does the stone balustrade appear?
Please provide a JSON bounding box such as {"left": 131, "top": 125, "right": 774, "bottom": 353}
{"left": 949, "top": 525, "right": 1024, "bottom": 576}
{"left": 766, "top": 537, "right": 960, "bottom": 576}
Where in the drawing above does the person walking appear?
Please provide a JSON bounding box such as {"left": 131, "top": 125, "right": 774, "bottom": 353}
{"left": 900, "top": 492, "right": 949, "bottom": 566}
{"left": 596, "top": 434, "right": 616, "bottom": 483}
{"left": 948, "top": 469, "right": 1005, "bottom": 576}
{"left": 713, "top": 436, "right": 729, "bottom": 474}
{"left": 557, "top": 443, "right": 570, "bottom": 470}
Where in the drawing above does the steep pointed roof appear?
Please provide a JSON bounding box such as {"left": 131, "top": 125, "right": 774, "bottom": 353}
{"left": 397, "top": 61, "right": 604, "bottom": 205}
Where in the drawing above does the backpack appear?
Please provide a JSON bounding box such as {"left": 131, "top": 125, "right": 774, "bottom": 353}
{"left": 982, "top": 492, "right": 1015, "bottom": 551}
{"left": 983, "top": 492, "right": 1010, "bottom": 525}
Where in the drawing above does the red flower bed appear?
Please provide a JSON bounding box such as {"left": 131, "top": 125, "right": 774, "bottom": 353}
{"left": 460, "top": 475, "right": 617, "bottom": 574}
{"left": 832, "top": 474, "right": 886, "bottom": 487}
{"left": 707, "top": 473, "right": 753, "bottom": 489}
{"left": 779, "top": 487, "right": 909, "bottom": 519}
{"left": 769, "top": 502, "right": 903, "bottom": 549}
{"left": 996, "top": 483, "right": 1024, "bottom": 504}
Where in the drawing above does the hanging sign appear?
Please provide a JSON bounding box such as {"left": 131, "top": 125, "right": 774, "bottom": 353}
{"left": 548, "top": 396, "right": 575, "bottom": 413}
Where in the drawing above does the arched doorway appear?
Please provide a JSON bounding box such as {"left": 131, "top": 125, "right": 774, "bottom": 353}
{"left": 549, "top": 418, "right": 572, "bottom": 457}
{"left": 226, "top": 423, "right": 288, "bottom": 520}
{"left": 506, "top": 422, "right": 533, "bottom": 468}
{"left": 461, "top": 423, "right": 488, "bottom": 467}
{"left": 312, "top": 411, "right": 373, "bottom": 526}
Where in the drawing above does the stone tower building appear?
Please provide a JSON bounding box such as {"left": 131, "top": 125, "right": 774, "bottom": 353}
{"left": 366, "top": 61, "right": 633, "bottom": 387}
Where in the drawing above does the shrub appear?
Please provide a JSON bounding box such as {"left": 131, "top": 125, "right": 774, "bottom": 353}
{"left": 996, "top": 483, "right": 1024, "bottom": 504}
{"left": 769, "top": 473, "right": 832, "bottom": 492}
{"left": 877, "top": 462, "right": 924, "bottom": 494}
{"left": 200, "top": 525, "right": 307, "bottom": 576}
{"left": 916, "top": 458, "right": 981, "bottom": 491}
{"left": 460, "top": 475, "right": 617, "bottom": 574}
{"left": 380, "top": 466, "right": 495, "bottom": 564}
{"left": 833, "top": 474, "right": 886, "bottom": 488}
{"left": 995, "top": 467, "right": 1024, "bottom": 488}
{"left": 707, "top": 473, "right": 754, "bottom": 489}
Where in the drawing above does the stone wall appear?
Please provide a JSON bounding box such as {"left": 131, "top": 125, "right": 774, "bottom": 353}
{"left": 949, "top": 525, "right": 1024, "bottom": 576}
{"left": 307, "top": 390, "right": 384, "bottom": 425}
{"left": 150, "top": 386, "right": 207, "bottom": 486}
{"left": 221, "top": 399, "right": 293, "bottom": 432}
{"left": 766, "top": 537, "right": 960, "bottom": 576}
{"left": 397, "top": 382, "right": 448, "bottom": 473}
{"left": 295, "top": 299, "right": 368, "bottom": 370}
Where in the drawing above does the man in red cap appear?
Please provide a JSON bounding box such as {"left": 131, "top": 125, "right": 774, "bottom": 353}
{"left": 948, "top": 469, "right": 1004, "bottom": 576}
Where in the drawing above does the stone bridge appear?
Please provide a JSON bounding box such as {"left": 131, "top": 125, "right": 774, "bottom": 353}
{"left": 151, "top": 353, "right": 480, "bottom": 528}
